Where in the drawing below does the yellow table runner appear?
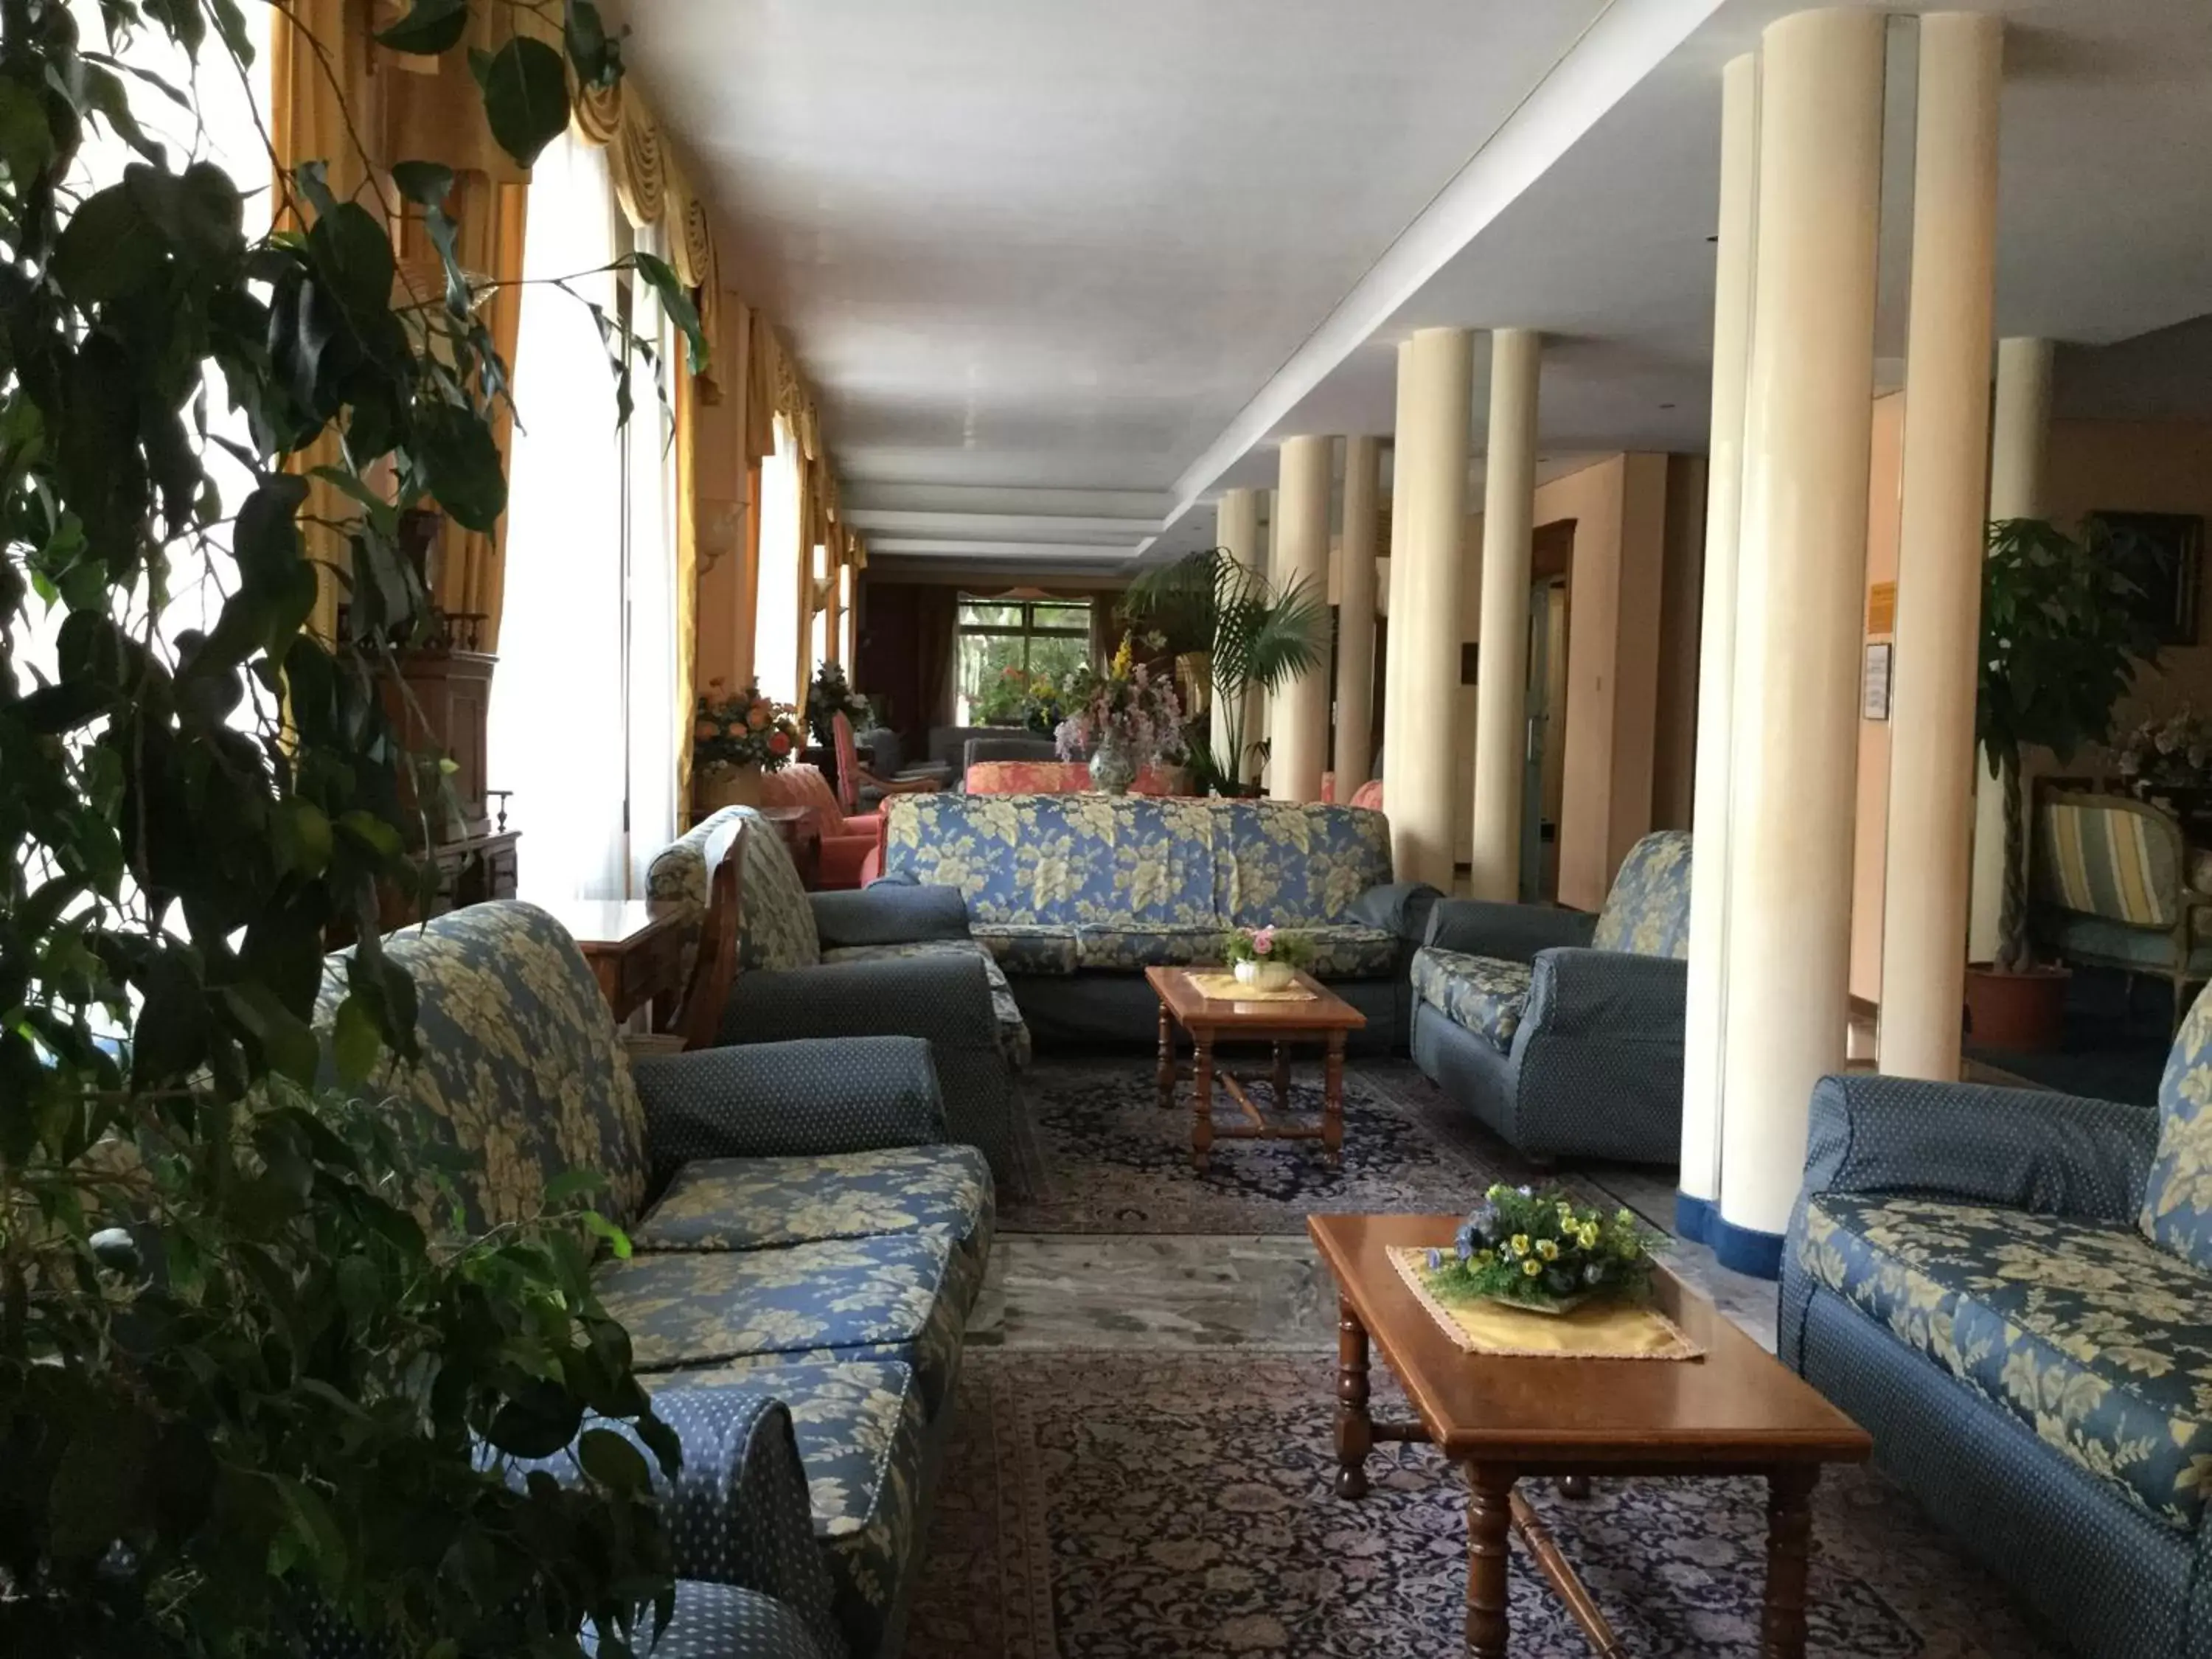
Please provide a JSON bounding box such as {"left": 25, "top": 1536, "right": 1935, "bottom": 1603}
{"left": 1184, "top": 970, "right": 1316, "bottom": 1002}
{"left": 1388, "top": 1247, "right": 1704, "bottom": 1361}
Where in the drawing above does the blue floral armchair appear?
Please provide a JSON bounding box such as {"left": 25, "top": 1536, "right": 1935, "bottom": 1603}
{"left": 1408, "top": 830, "right": 1691, "bottom": 1162}
{"left": 1778, "top": 1004, "right": 2212, "bottom": 1659}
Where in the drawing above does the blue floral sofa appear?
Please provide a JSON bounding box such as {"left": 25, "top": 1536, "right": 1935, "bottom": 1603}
{"left": 647, "top": 807, "right": 1028, "bottom": 1183}
{"left": 1777, "top": 1001, "right": 2212, "bottom": 1659}
{"left": 1409, "top": 830, "right": 1691, "bottom": 1162}
{"left": 874, "top": 794, "right": 1437, "bottom": 1050}
{"left": 324, "top": 901, "right": 992, "bottom": 1659}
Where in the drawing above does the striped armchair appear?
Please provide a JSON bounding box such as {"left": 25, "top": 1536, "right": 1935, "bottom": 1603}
{"left": 2031, "top": 785, "right": 2212, "bottom": 1029}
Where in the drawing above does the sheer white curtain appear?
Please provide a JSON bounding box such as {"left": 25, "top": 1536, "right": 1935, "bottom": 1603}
{"left": 488, "top": 129, "right": 627, "bottom": 900}
{"left": 622, "top": 233, "right": 681, "bottom": 891}
{"left": 752, "top": 418, "right": 804, "bottom": 705}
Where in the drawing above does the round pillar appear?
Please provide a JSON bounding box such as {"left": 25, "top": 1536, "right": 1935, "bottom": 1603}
{"left": 1715, "top": 7, "right": 1887, "bottom": 1278}
{"left": 1214, "top": 487, "right": 1264, "bottom": 786}
{"left": 1679, "top": 51, "right": 1761, "bottom": 1242}
{"left": 1335, "top": 436, "right": 1382, "bottom": 793}
{"left": 1469, "top": 329, "right": 1543, "bottom": 901}
{"left": 1270, "top": 436, "right": 1335, "bottom": 801}
{"left": 1380, "top": 340, "right": 1420, "bottom": 804}
{"left": 1879, "top": 13, "right": 2003, "bottom": 1082}
{"left": 1392, "top": 328, "right": 1475, "bottom": 891}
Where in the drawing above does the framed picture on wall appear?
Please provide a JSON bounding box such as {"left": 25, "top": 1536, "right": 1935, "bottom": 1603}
{"left": 2092, "top": 510, "right": 2204, "bottom": 646}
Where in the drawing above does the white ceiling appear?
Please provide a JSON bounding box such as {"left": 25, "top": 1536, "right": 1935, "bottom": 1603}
{"left": 616, "top": 0, "right": 2212, "bottom": 577}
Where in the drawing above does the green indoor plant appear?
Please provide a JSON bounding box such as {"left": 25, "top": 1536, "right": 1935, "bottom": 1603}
{"left": 1970, "top": 516, "right": 2159, "bottom": 1043}
{"left": 1119, "top": 547, "right": 1329, "bottom": 794}
{"left": 0, "top": 3, "right": 703, "bottom": 1652}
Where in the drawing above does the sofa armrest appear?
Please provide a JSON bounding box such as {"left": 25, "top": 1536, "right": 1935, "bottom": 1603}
{"left": 1349, "top": 881, "right": 1443, "bottom": 944}
{"left": 1520, "top": 947, "right": 1686, "bottom": 1044}
{"left": 633, "top": 1036, "right": 945, "bottom": 1183}
{"left": 1425, "top": 899, "right": 1598, "bottom": 962}
{"left": 501, "top": 1389, "right": 838, "bottom": 1628}
{"left": 808, "top": 882, "right": 970, "bottom": 947}
{"left": 1801, "top": 1072, "right": 2156, "bottom": 1221}
{"left": 720, "top": 954, "right": 998, "bottom": 1051}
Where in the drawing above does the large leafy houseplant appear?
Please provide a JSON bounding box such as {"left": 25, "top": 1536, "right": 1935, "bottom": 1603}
{"left": 1, "top": 1, "right": 702, "bottom": 1652}
{"left": 1978, "top": 517, "right": 2158, "bottom": 974}
{"left": 1119, "top": 546, "right": 1329, "bottom": 793}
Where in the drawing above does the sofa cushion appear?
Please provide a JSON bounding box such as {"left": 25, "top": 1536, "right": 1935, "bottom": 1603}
{"left": 1798, "top": 1192, "right": 2212, "bottom": 1529}
{"left": 597, "top": 1233, "right": 964, "bottom": 1413}
{"left": 1410, "top": 947, "right": 1533, "bottom": 1053}
{"left": 822, "top": 939, "right": 1032, "bottom": 1068}
{"left": 319, "top": 901, "right": 651, "bottom": 1234}
{"left": 1590, "top": 830, "right": 1694, "bottom": 960}
{"left": 1301, "top": 924, "right": 1405, "bottom": 978}
{"left": 1213, "top": 800, "right": 1396, "bottom": 927}
{"left": 883, "top": 793, "right": 1221, "bottom": 926}
{"left": 657, "top": 1362, "right": 929, "bottom": 1659}
{"left": 632, "top": 1145, "right": 992, "bottom": 1267}
{"left": 1071, "top": 924, "right": 1227, "bottom": 970}
{"left": 2143, "top": 990, "right": 2212, "bottom": 1272}
{"left": 647, "top": 804, "right": 822, "bottom": 973}
{"left": 972, "top": 922, "right": 1081, "bottom": 977}
{"left": 624, "top": 1579, "right": 838, "bottom": 1659}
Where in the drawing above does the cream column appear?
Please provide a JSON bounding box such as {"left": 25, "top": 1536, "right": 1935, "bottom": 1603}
{"left": 1468, "top": 329, "right": 1543, "bottom": 900}
{"left": 1966, "top": 336, "right": 2054, "bottom": 960}
{"left": 1679, "top": 51, "right": 1760, "bottom": 1242}
{"left": 1335, "top": 436, "right": 1382, "bottom": 792}
{"left": 1879, "top": 14, "right": 2003, "bottom": 1082}
{"left": 1714, "top": 8, "right": 1886, "bottom": 1277}
{"left": 1391, "top": 328, "right": 1475, "bottom": 889}
{"left": 1213, "top": 487, "right": 1264, "bottom": 785}
{"left": 1269, "top": 437, "right": 1335, "bottom": 801}
{"left": 1380, "top": 341, "right": 1420, "bottom": 801}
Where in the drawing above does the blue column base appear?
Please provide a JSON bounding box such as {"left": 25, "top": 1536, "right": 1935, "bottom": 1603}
{"left": 1674, "top": 1191, "right": 1717, "bottom": 1245}
{"left": 1708, "top": 1213, "right": 1786, "bottom": 1281}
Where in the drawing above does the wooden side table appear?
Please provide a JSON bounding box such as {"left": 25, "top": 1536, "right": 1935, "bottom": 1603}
{"left": 526, "top": 900, "right": 688, "bottom": 1025}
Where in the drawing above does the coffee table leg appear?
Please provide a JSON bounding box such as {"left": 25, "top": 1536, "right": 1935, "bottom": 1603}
{"left": 1334, "top": 1298, "right": 1372, "bottom": 1498}
{"left": 1761, "top": 1465, "right": 1819, "bottom": 1659}
{"left": 1323, "top": 1032, "right": 1346, "bottom": 1167}
{"left": 1464, "top": 1464, "right": 1516, "bottom": 1658}
{"left": 1271, "top": 1041, "right": 1291, "bottom": 1109}
{"left": 1155, "top": 1004, "right": 1177, "bottom": 1108}
{"left": 1191, "top": 1032, "right": 1215, "bottom": 1174}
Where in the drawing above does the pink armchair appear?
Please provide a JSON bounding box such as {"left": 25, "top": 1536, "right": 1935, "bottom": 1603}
{"left": 759, "top": 762, "right": 880, "bottom": 889}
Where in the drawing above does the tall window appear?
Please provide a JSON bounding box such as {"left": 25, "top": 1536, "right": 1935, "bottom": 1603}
{"left": 622, "top": 229, "right": 681, "bottom": 891}
{"left": 955, "top": 594, "right": 1092, "bottom": 723}
{"left": 807, "top": 541, "right": 830, "bottom": 679}
{"left": 838, "top": 563, "right": 856, "bottom": 667}
{"left": 751, "top": 418, "right": 804, "bottom": 704}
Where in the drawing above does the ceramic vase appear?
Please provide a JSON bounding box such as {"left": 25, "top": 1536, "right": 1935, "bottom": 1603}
{"left": 1234, "top": 958, "right": 1294, "bottom": 992}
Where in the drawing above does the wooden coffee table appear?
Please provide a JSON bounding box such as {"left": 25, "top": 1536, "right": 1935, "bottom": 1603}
{"left": 1309, "top": 1213, "right": 1871, "bottom": 1659}
{"left": 1146, "top": 966, "right": 1367, "bottom": 1174}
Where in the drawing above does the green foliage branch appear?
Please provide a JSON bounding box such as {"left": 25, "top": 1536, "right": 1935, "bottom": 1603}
{"left": 0, "top": 0, "right": 704, "bottom": 1652}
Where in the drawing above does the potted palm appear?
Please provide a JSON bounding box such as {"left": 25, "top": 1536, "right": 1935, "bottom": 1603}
{"left": 1119, "top": 547, "right": 1331, "bottom": 795}
{"left": 1968, "top": 518, "right": 2159, "bottom": 1047}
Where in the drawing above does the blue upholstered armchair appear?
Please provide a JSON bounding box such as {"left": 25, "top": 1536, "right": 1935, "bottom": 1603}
{"left": 647, "top": 807, "right": 1029, "bottom": 1183}
{"left": 1408, "top": 830, "right": 1691, "bottom": 1162}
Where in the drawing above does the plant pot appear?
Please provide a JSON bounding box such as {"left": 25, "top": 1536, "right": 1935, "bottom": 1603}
{"left": 1482, "top": 1290, "right": 1599, "bottom": 1318}
{"left": 695, "top": 761, "right": 763, "bottom": 814}
{"left": 1234, "top": 958, "right": 1295, "bottom": 992}
{"left": 1963, "top": 961, "right": 2071, "bottom": 1051}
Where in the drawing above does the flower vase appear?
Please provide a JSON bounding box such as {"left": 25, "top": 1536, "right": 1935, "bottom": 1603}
{"left": 695, "top": 761, "right": 763, "bottom": 814}
{"left": 1090, "top": 736, "right": 1138, "bottom": 796}
{"left": 1234, "top": 958, "right": 1294, "bottom": 992}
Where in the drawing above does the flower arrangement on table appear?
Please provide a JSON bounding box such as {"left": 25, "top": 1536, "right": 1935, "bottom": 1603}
{"left": 805, "top": 660, "right": 873, "bottom": 747}
{"left": 2116, "top": 706, "right": 2212, "bottom": 793}
{"left": 1221, "top": 924, "right": 1313, "bottom": 990}
{"left": 1054, "top": 633, "right": 1186, "bottom": 794}
{"left": 695, "top": 678, "right": 803, "bottom": 773}
{"left": 1422, "top": 1184, "right": 1651, "bottom": 1314}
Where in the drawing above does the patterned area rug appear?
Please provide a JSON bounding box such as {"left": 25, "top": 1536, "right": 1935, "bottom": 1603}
{"left": 1004, "top": 1059, "right": 1554, "bottom": 1234}
{"left": 908, "top": 1352, "right": 2059, "bottom": 1659}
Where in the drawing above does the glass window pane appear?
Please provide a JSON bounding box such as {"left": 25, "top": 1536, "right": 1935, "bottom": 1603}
{"left": 1031, "top": 602, "right": 1091, "bottom": 633}
{"left": 959, "top": 599, "right": 1022, "bottom": 629}
{"left": 1026, "top": 633, "right": 1088, "bottom": 688}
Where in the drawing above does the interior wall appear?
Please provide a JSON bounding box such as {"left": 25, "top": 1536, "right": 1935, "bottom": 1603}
{"left": 1848, "top": 394, "right": 1907, "bottom": 1005}
{"left": 1652, "top": 453, "right": 1709, "bottom": 830}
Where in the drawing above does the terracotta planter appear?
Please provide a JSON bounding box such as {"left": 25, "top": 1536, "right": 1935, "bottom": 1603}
{"left": 695, "top": 762, "right": 763, "bottom": 815}
{"left": 1962, "top": 962, "right": 2071, "bottom": 1051}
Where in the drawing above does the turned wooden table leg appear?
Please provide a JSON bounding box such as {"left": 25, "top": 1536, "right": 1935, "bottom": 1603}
{"left": 1271, "top": 1041, "right": 1291, "bottom": 1110}
{"left": 1191, "top": 1031, "right": 1215, "bottom": 1174}
{"left": 1335, "top": 1298, "right": 1372, "bottom": 1498}
{"left": 1155, "top": 1004, "right": 1177, "bottom": 1108}
{"left": 1464, "top": 1464, "right": 1517, "bottom": 1659}
{"left": 1761, "top": 1464, "right": 1819, "bottom": 1659}
{"left": 1322, "top": 1032, "right": 1346, "bottom": 1166}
